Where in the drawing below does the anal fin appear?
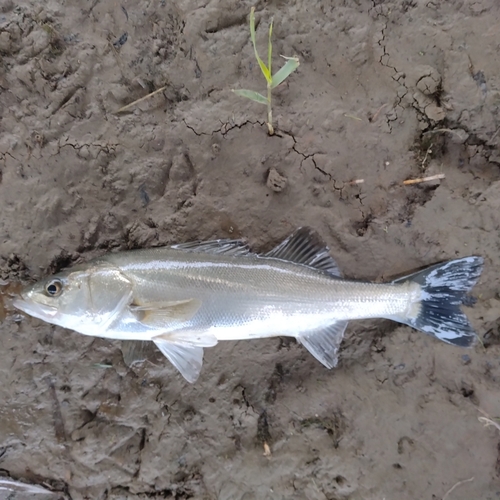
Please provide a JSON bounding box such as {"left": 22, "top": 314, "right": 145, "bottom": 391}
{"left": 297, "top": 321, "right": 348, "bottom": 368}
{"left": 153, "top": 339, "right": 204, "bottom": 383}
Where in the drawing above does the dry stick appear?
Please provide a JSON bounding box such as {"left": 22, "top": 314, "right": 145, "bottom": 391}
{"left": 403, "top": 173, "right": 445, "bottom": 185}
{"left": 478, "top": 416, "right": 500, "bottom": 432}
{"left": 371, "top": 103, "right": 388, "bottom": 123}
{"left": 423, "top": 128, "right": 465, "bottom": 139}
{"left": 344, "top": 113, "right": 363, "bottom": 121}
{"left": 442, "top": 477, "right": 474, "bottom": 500}
{"left": 421, "top": 143, "right": 433, "bottom": 169}
{"left": 116, "top": 86, "right": 168, "bottom": 113}
{"left": 477, "top": 408, "right": 500, "bottom": 432}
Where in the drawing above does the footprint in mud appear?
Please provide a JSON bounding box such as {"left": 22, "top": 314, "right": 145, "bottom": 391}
{"left": 299, "top": 411, "right": 346, "bottom": 449}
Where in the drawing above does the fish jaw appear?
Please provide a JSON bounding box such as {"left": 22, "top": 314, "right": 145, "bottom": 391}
{"left": 13, "top": 292, "right": 125, "bottom": 338}
{"left": 13, "top": 295, "right": 59, "bottom": 322}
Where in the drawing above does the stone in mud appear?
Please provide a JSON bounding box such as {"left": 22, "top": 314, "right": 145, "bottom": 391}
{"left": 266, "top": 168, "right": 287, "bottom": 192}
{"left": 425, "top": 104, "right": 446, "bottom": 122}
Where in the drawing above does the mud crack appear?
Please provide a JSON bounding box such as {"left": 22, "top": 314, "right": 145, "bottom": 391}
{"left": 183, "top": 118, "right": 265, "bottom": 137}
{"left": 371, "top": 2, "right": 409, "bottom": 131}
{"left": 279, "top": 128, "right": 326, "bottom": 177}
{"left": 0, "top": 151, "right": 18, "bottom": 165}
{"left": 55, "top": 139, "right": 118, "bottom": 159}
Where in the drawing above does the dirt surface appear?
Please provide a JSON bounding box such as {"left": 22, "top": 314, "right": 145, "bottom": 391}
{"left": 1, "top": 0, "right": 500, "bottom": 498}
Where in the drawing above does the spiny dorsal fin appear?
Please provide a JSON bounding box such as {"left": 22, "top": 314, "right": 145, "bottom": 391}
{"left": 265, "top": 227, "right": 341, "bottom": 277}
{"left": 172, "top": 239, "right": 251, "bottom": 257}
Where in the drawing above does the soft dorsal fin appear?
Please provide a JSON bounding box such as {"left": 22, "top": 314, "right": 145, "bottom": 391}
{"left": 172, "top": 239, "right": 251, "bottom": 257}
{"left": 265, "top": 227, "right": 341, "bottom": 277}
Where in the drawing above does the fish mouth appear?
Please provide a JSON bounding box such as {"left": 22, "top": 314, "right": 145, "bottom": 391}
{"left": 12, "top": 296, "right": 58, "bottom": 320}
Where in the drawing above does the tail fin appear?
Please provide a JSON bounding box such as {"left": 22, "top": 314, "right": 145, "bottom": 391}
{"left": 392, "top": 256, "right": 484, "bottom": 347}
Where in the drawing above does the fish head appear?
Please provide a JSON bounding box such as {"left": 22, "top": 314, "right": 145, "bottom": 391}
{"left": 13, "top": 263, "right": 134, "bottom": 334}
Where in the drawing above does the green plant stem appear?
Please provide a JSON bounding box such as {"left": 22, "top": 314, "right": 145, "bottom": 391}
{"left": 267, "top": 83, "right": 274, "bottom": 135}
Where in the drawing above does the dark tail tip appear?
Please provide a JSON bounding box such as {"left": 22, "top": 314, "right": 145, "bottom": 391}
{"left": 394, "top": 256, "right": 483, "bottom": 347}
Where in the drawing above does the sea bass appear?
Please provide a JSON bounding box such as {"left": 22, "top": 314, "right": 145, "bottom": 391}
{"left": 13, "top": 228, "right": 483, "bottom": 383}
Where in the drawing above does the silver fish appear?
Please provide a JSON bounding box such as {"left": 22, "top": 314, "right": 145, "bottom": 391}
{"left": 13, "top": 228, "right": 483, "bottom": 383}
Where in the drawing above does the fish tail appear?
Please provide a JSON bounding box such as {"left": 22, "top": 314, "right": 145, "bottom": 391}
{"left": 392, "top": 256, "right": 484, "bottom": 346}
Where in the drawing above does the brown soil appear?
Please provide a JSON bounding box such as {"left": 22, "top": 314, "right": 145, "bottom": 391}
{"left": 1, "top": 0, "right": 500, "bottom": 499}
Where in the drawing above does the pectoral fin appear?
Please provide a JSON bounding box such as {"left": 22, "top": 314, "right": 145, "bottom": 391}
{"left": 297, "top": 321, "right": 348, "bottom": 368}
{"left": 153, "top": 339, "right": 204, "bottom": 383}
{"left": 129, "top": 298, "right": 202, "bottom": 327}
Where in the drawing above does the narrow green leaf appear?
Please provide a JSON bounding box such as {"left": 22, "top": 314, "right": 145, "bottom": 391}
{"left": 232, "top": 89, "right": 268, "bottom": 105}
{"left": 267, "top": 19, "right": 273, "bottom": 78}
{"left": 249, "top": 7, "right": 272, "bottom": 83}
{"left": 271, "top": 56, "right": 300, "bottom": 89}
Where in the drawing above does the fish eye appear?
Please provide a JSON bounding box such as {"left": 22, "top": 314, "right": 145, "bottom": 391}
{"left": 45, "top": 279, "right": 63, "bottom": 297}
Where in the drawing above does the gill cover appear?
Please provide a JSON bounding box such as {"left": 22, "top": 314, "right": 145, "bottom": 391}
{"left": 80, "top": 263, "right": 134, "bottom": 331}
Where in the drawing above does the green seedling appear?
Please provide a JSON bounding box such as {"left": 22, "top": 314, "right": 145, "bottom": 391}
{"left": 232, "top": 7, "right": 299, "bottom": 135}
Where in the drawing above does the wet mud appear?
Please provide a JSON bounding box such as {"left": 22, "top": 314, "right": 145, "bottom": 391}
{"left": 1, "top": 0, "right": 500, "bottom": 498}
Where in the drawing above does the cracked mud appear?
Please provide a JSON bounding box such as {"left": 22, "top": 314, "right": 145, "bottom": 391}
{"left": 1, "top": 1, "right": 500, "bottom": 499}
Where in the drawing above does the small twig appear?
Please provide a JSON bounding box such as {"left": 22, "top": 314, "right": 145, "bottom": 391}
{"left": 344, "top": 113, "right": 363, "bottom": 121}
{"left": 348, "top": 179, "right": 365, "bottom": 185}
{"left": 403, "top": 173, "right": 445, "bottom": 185}
{"left": 371, "top": 103, "right": 388, "bottom": 123}
{"left": 421, "top": 143, "right": 433, "bottom": 169}
{"left": 478, "top": 407, "right": 492, "bottom": 418}
{"left": 477, "top": 408, "right": 500, "bottom": 432}
{"left": 423, "top": 128, "right": 463, "bottom": 139}
{"left": 263, "top": 442, "right": 271, "bottom": 457}
{"left": 116, "top": 85, "right": 168, "bottom": 113}
{"left": 442, "top": 477, "right": 474, "bottom": 500}
{"left": 478, "top": 416, "right": 500, "bottom": 432}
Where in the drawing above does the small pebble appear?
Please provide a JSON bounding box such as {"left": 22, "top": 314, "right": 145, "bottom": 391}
{"left": 113, "top": 32, "right": 128, "bottom": 49}
{"left": 266, "top": 168, "right": 287, "bottom": 193}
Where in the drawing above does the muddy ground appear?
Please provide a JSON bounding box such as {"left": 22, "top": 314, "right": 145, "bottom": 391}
{"left": 1, "top": 0, "right": 500, "bottom": 498}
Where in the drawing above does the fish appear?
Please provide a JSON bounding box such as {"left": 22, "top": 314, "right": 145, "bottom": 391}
{"left": 13, "top": 228, "right": 483, "bottom": 383}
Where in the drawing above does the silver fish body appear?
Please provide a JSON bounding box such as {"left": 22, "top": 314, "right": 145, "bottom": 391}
{"left": 13, "top": 228, "right": 483, "bottom": 382}
{"left": 98, "top": 250, "right": 417, "bottom": 340}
